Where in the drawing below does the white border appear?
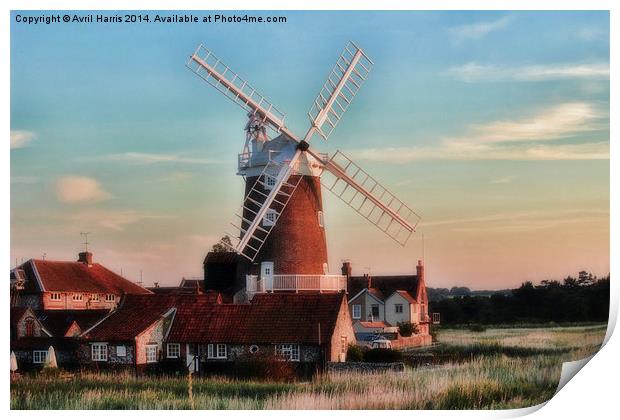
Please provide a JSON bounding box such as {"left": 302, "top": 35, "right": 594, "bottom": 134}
{"left": 3, "top": 1, "right": 617, "bottom": 419}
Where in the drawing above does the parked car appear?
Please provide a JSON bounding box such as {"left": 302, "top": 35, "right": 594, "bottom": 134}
{"left": 371, "top": 338, "right": 392, "bottom": 349}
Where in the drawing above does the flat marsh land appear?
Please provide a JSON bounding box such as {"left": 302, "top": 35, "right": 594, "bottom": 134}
{"left": 10, "top": 325, "right": 607, "bottom": 410}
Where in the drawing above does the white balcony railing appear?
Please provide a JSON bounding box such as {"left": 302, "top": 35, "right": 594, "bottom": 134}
{"left": 246, "top": 274, "right": 347, "bottom": 293}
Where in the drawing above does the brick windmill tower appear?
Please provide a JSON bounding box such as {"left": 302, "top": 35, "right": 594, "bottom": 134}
{"left": 187, "top": 42, "right": 421, "bottom": 294}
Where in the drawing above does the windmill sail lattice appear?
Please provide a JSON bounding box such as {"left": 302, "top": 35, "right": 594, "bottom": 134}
{"left": 187, "top": 45, "right": 288, "bottom": 135}
{"left": 222, "top": 159, "right": 303, "bottom": 260}
{"left": 320, "top": 151, "right": 421, "bottom": 245}
{"left": 308, "top": 42, "right": 373, "bottom": 141}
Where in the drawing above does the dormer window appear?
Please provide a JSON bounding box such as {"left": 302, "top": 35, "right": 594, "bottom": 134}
{"left": 72, "top": 293, "right": 83, "bottom": 302}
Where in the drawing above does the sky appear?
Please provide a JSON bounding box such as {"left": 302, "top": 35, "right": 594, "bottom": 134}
{"left": 10, "top": 11, "right": 610, "bottom": 289}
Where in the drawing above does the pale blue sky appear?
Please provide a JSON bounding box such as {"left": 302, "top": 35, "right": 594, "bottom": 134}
{"left": 11, "top": 11, "right": 610, "bottom": 288}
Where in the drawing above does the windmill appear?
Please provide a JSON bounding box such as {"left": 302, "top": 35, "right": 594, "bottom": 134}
{"left": 186, "top": 42, "right": 421, "bottom": 281}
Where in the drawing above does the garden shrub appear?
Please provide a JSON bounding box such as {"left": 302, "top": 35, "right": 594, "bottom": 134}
{"left": 347, "top": 344, "right": 364, "bottom": 362}
{"left": 397, "top": 321, "right": 419, "bottom": 337}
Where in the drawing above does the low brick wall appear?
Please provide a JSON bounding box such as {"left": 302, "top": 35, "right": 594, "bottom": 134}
{"left": 391, "top": 334, "right": 432, "bottom": 349}
{"left": 327, "top": 362, "right": 405, "bottom": 374}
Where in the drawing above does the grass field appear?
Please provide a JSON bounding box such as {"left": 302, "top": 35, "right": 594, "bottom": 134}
{"left": 10, "top": 325, "right": 607, "bottom": 410}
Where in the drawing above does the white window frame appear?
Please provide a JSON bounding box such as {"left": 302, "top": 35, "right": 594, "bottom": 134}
{"left": 116, "top": 345, "right": 126, "bottom": 357}
{"left": 167, "top": 343, "right": 181, "bottom": 359}
{"left": 275, "top": 344, "right": 300, "bottom": 362}
{"left": 72, "top": 293, "right": 83, "bottom": 302}
{"left": 318, "top": 210, "right": 324, "bottom": 227}
{"left": 352, "top": 304, "right": 361, "bottom": 320}
{"left": 50, "top": 292, "right": 61, "bottom": 301}
{"left": 207, "top": 343, "right": 227, "bottom": 359}
{"left": 263, "top": 209, "right": 277, "bottom": 227}
{"left": 395, "top": 303, "right": 403, "bottom": 314}
{"left": 341, "top": 336, "right": 347, "bottom": 354}
{"left": 91, "top": 343, "right": 108, "bottom": 361}
{"left": 145, "top": 344, "right": 158, "bottom": 363}
{"left": 33, "top": 350, "right": 48, "bottom": 364}
{"left": 105, "top": 294, "right": 115, "bottom": 302}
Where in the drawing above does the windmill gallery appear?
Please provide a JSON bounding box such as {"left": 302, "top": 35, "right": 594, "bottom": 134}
{"left": 9, "top": 42, "right": 432, "bottom": 375}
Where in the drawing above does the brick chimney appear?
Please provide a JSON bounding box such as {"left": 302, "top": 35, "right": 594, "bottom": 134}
{"left": 78, "top": 251, "right": 93, "bottom": 266}
{"left": 341, "top": 260, "right": 352, "bottom": 278}
{"left": 416, "top": 259, "right": 424, "bottom": 284}
{"left": 363, "top": 273, "right": 372, "bottom": 289}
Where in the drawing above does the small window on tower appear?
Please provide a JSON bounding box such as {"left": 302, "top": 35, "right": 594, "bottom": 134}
{"left": 263, "top": 209, "right": 277, "bottom": 227}
{"left": 318, "top": 211, "right": 324, "bottom": 227}
{"left": 264, "top": 175, "right": 277, "bottom": 190}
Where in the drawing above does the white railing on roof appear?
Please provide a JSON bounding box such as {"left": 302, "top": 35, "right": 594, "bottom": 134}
{"left": 246, "top": 274, "right": 347, "bottom": 293}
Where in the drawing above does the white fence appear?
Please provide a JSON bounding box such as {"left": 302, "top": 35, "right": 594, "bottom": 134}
{"left": 246, "top": 274, "right": 347, "bottom": 293}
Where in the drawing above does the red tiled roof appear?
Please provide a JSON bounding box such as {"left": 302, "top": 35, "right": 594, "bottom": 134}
{"left": 392, "top": 290, "right": 417, "bottom": 304}
{"left": 367, "top": 288, "right": 385, "bottom": 301}
{"left": 82, "top": 293, "right": 222, "bottom": 341}
{"left": 37, "top": 310, "right": 111, "bottom": 337}
{"left": 85, "top": 291, "right": 347, "bottom": 345}
{"left": 167, "top": 292, "right": 347, "bottom": 345}
{"left": 348, "top": 275, "right": 420, "bottom": 301}
{"left": 25, "top": 259, "right": 151, "bottom": 295}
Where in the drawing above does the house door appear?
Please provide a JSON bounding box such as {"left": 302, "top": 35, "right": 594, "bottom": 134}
{"left": 260, "top": 261, "right": 274, "bottom": 291}
{"left": 186, "top": 344, "right": 198, "bottom": 373}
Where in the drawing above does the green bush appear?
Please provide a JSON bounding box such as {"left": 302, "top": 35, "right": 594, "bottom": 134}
{"left": 346, "top": 345, "right": 364, "bottom": 362}
{"left": 364, "top": 348, "right": 403, "bottom": 363}
{"left": 397, "top": 321, "right": 419, "bottom": 337}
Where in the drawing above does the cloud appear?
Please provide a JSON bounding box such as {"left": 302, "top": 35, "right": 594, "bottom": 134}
{"left": 157, "top": 172, "right": 193, "bottom": 182}
{"left": 463, "top": 102, "right": 605, "bottom": 143}
{"left": 102, "top": 152, "right": 218, "bottom": 165}
{"left": 350, "top": 102, "right": 608, "bottom": 163}
{"left": 67, "top": 209, "right": 174, "bottom": 231}
{"left": 352, "top": 142, "right": 609, "bottom": 163}
{"left": 491, "top": 176, "right": 516, "bottom": 184}
{"left": 55, "top": 176, "right": 112, "bottom": 204}
{"left": 11, "top": 130, "right": 36, "bottom": 149}
{"left": 423, "top": 209, "right": 609, "bottom": 234}
{"left": 449, "top": 16, "right": 511, "bottom": 42}
{"left": 445, "top": 62, "right": 609, "bottom": 83}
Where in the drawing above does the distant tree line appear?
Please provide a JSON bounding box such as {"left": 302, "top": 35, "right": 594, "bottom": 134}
{"left": 429, "top": 271, "right": 610, "bottom": 324}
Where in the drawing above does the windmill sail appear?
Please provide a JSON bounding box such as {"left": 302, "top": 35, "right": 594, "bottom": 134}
{"left": 187, "top": 44, "right": 288, "bottom": 136}
{"left": 222, "top": 150, "right": 304, "bottom": 261}
{"left": 307, "top": 42, "right": 373, "bottom": 141}
{"left": 319, "top": 150, "right": 421, "bottom": 245}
